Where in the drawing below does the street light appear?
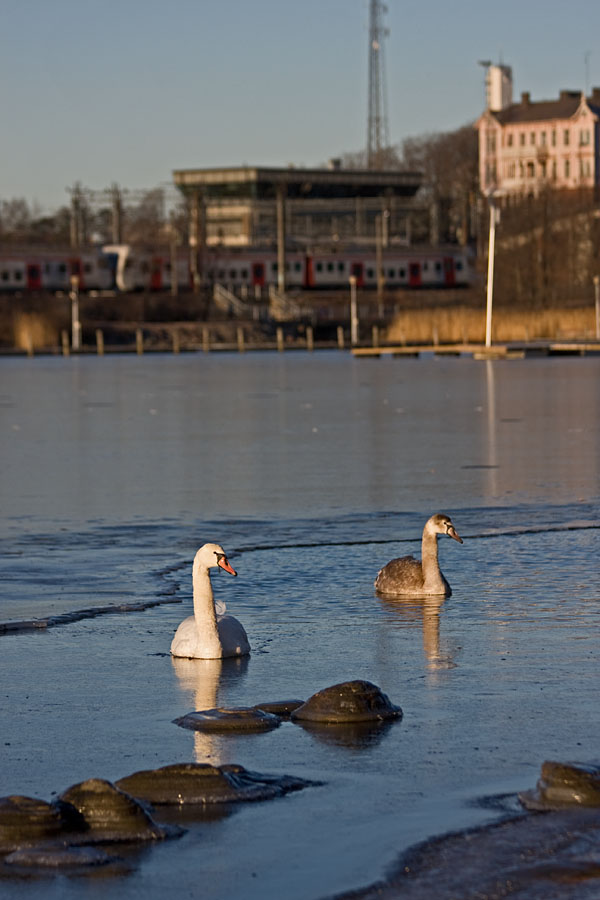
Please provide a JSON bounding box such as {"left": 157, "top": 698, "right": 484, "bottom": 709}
{"left": 485, "top": 193, "right": 499, "bottom": 349}
{"left": 349, "top": 275, "right": 359, "bottom": 345}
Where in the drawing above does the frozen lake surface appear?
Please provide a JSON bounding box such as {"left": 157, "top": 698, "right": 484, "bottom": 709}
{"left": 0, "top": 352, "right": 599, "bottom": 898}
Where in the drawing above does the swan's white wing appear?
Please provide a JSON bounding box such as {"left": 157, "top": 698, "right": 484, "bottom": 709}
{"left": 215, "top": 598, "right": 227, "bottom": 616}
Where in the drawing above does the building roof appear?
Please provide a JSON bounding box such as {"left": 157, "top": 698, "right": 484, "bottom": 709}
{"left": 487, "top": 88, "right": 600, "bottom": 126}
{"left": 172, "top": 165, "right": 422, "bottom": 200}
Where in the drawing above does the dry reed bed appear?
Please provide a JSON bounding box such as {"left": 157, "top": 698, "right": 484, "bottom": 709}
{"left": 384, "top": 306, "right": 598, "bottom": 345}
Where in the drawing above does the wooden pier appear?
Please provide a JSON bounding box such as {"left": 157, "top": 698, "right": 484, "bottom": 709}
{"left": 351, "top": 341, "right": 600, "bottom": 359}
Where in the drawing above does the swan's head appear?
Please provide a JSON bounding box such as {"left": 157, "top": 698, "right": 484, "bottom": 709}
{"left": 194, "top": 543, "right": 238, "bottom": 576}
{"left": 427, "top": 514, "right": 463, "bottom": 544}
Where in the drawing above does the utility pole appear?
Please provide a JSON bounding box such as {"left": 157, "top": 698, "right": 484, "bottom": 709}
{"left": 110, "top": 183, "right": 123, "bottom": 243}
{"left": 367, "top": 0, "right": 390, "bottom": 169}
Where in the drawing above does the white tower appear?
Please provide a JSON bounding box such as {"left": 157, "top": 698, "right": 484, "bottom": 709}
{"left": 486, "top": 64, "right": 513, "bottom": 111}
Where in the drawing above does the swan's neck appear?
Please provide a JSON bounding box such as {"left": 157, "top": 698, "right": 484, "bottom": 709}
{"left": 192, "top": 565, "right": 221, "bottom": 649}
{"left": 421, "top": 529, "right": 442, "bottom": 587}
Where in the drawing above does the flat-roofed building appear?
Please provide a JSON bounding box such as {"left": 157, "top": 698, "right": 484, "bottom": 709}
{"left": 172, "top": 163, "right": 422, "bottom": 248}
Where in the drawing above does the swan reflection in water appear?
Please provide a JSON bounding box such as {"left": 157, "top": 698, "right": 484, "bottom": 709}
{"left": 171, "top": 655, "right": 249, "bottom": 763}
{"left": 379, "top": 596, "right": 457, "bottom": 673}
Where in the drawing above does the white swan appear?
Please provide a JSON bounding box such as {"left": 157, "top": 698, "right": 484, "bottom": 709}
{"left": 170, "top": 543, "right": 250, "bottom": 659}
{"left": 374, "top": 514, "right": 463, "bottom": 597}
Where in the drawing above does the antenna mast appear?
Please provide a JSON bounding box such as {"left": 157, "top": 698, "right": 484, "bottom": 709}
{"left": 367, "top": 0, "right": 390, "bottom": 169}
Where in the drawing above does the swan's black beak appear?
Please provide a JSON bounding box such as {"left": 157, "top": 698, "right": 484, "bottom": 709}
{"left": 217, "top": 556, "right": 237, "bottom": 576}
{"left": 448, "top": 526, "right": 463, "bottom": 544}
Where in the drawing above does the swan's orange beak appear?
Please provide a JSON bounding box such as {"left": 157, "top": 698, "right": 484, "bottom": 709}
{"left": 448, "top": 526, "right": 463, "bottom": 544}
{"left": 218, "top": 556, "right": 237, "bottom": 576}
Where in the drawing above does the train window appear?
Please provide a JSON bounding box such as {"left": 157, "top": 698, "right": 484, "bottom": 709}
{"left": 165, "top": 263, "right": 171, "bottom": 272}
{"left": 1, "top": 271, "right": 8, "bottom": 281}
{"left": 316, "top": 262, "right": 323, "bottom": 272}
{"left": 218, "top": 269, "right": 225, "bottom": 279}
{"left": 271, "top": 262, "right": 278, "bottom": 271}
{"left": 294, "top": 262, "right": 301, "bottom": 271}
{"left": 435, "top": 262, "right": 441, "bottom": 272}
{"left": 387, "top": 268, "right": 395, "bottom": 278}
{"left": 456, "top": 261, "right": 463, "bottom": 270}
{"left": 84, "top": 263, "right": 93, "bottom": 273}
{"left": 327, "top": 262, "right": 334, "bottom": 272}
{"left": 337, "top": 262, "right": 345, "bottom": 272}
{"left": 399, "top": 268, "right": 406, "bottom": 278}
{"left": 59, "top": 264, "right": 67, "bottom": 273}
{"left": 423, "top": 262, "right": 429, "bottom": 271}
{"left": 366, "top": 268, "right": 374, "bottom": 278}
{"left": 229, "top": 269, "right": 237, "bottom": 278}
{"left": 241, "top": 269, "right": 248, "bottom": 278}
{"left": 15, "top": 271, "right": 23, "bottom": 280}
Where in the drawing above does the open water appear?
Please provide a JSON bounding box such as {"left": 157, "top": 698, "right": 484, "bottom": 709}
{"left": 0, "top": 351, "right": 599, "bottom": 898}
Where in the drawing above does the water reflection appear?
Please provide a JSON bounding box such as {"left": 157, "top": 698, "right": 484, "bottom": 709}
{"left": 171, "top": 656, "right": 249, "bottom": 763}
{"left": 294, "top": 718, "right": 398, "bottom": 751}
{"left": 379, "top": 596, "right": 457, "bottom": 672}
{"left": 486, "top": 360, "right": 498, "bottom": 497}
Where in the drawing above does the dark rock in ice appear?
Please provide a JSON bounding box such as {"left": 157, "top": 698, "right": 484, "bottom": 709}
{"left": 116, "top": 762, "right": 315, "bottom": 806}
{"left": 253, "top": 699, "right": 304, "bottom": 718}
{"left": 173, "top": 706, "right": 281, "bottom": 733}
{"left": 290, "top": 680, "right": 402, "bottom": 724}
{"left": 4, "top": 846, "right": 117, "bottom": 869}
{"left": 0, "top": 795, "right": 82, "bottom": 852}
{"left": 519, "top": 760, "right": 600, "bottom": 811}
{"left": 58, "top": 778, "right": 172, "bottom": 843}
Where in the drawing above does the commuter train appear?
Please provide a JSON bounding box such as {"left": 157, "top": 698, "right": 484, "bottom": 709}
{"left": 0, "top": 244, "right": 473, "bottom": 294}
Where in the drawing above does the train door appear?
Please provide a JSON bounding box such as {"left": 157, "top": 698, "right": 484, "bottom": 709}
{"left": 443, "top": 257, "right": 455, "bottom": 286}
{"left": 251, "top": 262, "right": 265, "bottom": 287}
{"left": 350, "top": 261, "right": 364, "bottom": 287}
{"left": 70, "top": 258, "right": 83, "bottom": 289}
{"left": 304, "top": 254, "right": 315, "bottom": 288}
{"left": 408, "top": 262, "right": 421, "bottom": 287}
{"left": 150, "top": 257, "right": 163, "bottom": 290}
{"left": 26, "top": 263, "right": 42, "bottom": 290}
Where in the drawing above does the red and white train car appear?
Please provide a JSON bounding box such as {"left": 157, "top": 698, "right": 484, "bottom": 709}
{"left": 0, "top": 244, "right": 473, "bottom": 293}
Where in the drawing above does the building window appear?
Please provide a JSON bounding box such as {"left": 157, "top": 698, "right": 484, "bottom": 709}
{"left": 580, "top": 129, "right": 590, "bottom": 145}
{"left": 508, "top": 162, "right": 516, "bottom": 178}
{"left": 520, "top": 132, "right": 526, "bottom": 146}
{"left": 541, "top": 131, "right": 547, "bottom": 145}
{"left": 551, "top": 130, "right": 556, "bottom": 147}
{"left": 507, "top": 133, "right": 513, "bottom": 147}
{"left": 565, "top": 159, "right": 570, "bottom": 177}
{"left": 564, "top": 129, "right": 570, "bottom": 145}
{"left": 527, "top": 161, "right": 535, "bottom": 177}
{"left": 530, "top": 132, "right": 536, "bottom": 145}
{"left": 552, "top": 160, "right": 557, "bottom": 180}
{"left": 487, "top": 132, "right": 496, "bottom": 153}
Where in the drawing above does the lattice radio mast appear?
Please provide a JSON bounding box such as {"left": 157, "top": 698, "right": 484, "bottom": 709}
{"left": 367, "top": 0, "right": 390, "bottom": 169}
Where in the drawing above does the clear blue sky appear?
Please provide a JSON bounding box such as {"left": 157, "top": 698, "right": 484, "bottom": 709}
{"left": 2, "top": 0, "right": 600, "bottom": 213}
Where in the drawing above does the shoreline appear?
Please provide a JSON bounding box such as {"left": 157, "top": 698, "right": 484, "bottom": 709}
{"left": 332, "top": 803, "right": 600, "bottom": 900}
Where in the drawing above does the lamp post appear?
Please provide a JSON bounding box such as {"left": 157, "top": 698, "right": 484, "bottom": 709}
{"left": 349, "top": 275, "right": 359, "bottom": 345}
{"left": 485, "top": 194, "right": 498, "bottom": 348}
{"left": 70, "top": 274, "right": 81, "bottom": 351}
{"left": 594, "top": 274, "right": 600, "bottom": 340}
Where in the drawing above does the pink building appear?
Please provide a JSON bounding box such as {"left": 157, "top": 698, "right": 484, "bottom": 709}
{"left": 476, "top": 82, "right": 600, "bottom": 197}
